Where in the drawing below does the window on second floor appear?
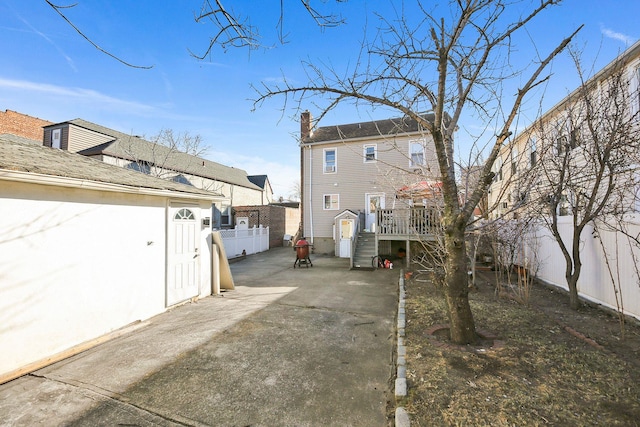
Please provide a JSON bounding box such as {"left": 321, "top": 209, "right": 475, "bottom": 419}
{"left": 323, "top": 194, "right": 339, "bottom": 210}
{"left": 409, "top": 141, "right": 425, "bottom": 167}
{"left": 363, "top": 144, "right": 377, "bottom": 162}
{"left": 631, "top": 66, "right": 640, "bottom": 119}
{"left": 529, "top": 137, "right": 537, "bottom": 167}
{"left": 511, "top": 147, "right": 518, "bottom": 175}
{"left": 324, "top": 148, "right": 336, "bottom": 173}
{"left": 494, "top": 157, "right": 503, "bottom": 181}
{"left": 556, "top": 135, "right": 568, "bottom": 155}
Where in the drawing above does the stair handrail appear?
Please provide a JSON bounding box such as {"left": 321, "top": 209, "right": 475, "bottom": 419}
{"left": 350, "top": 213, "right": 362, "bottom": 269}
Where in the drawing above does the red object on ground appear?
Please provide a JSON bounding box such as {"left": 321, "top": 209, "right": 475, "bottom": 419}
{"left": 294, "top": 238, "right": 313, "bottom": 268}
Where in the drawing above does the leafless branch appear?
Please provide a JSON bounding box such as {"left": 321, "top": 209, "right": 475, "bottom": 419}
{"left": 44, "top": 0, "right": 153, "bottom": 69}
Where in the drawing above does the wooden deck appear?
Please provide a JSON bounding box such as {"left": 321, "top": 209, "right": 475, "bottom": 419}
{"left": 376, "top": 208, "right": 438, "bottom": 241}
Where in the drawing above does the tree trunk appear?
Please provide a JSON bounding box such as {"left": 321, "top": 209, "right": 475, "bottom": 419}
{"left": 567, "top": 228, "right": 583, "bottom": 310}
{"left": 567, "top": 274, "right": 581, "bottom": 310}
{"left": 444, "top": 227, "right": 478, "bottom": 345}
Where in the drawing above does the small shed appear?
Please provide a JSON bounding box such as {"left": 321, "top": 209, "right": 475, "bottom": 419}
{"left": 0, "top": 137, "right": 224, "bottom": 383}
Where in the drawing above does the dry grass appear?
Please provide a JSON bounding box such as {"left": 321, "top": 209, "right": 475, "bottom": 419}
{"left": 403, "top": 270, "right": 640, "bottom": 426}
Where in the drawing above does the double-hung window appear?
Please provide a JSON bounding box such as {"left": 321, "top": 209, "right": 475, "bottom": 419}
{"left": 221, "top": 205, "right": 232, "bottom": 226}
{"left": 363, "top": 144, "right": 377, "bottom": 162}
{"left": 631, "top": 66, "right": 640, "bottom": 119}
{"left": 494, "top": 157, "right": 503, "bottom": 181}
{"left": 324, "top": 148, "right": 337, "bottom": 173}
{"left": 409, "top": 141, "right": 425, "bottom": 167}
{"left": 323, "top": 194, "right": 339, "bottom": 210}
{"left": 529, "top": 137, "right": 537, "bottom": 167}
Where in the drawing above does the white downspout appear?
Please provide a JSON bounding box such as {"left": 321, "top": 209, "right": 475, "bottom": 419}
{"left": 308, "top": 145, "right": 314, "bottom": 243}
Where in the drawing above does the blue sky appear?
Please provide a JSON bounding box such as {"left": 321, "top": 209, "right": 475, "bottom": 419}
{"left": 0, "top": 1, "right": 638, "bottom": 199}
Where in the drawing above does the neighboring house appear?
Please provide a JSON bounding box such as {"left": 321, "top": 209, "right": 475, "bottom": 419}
{"left": 0, "top": 109, "right": 52, "bottom": 141}
{"left": 248, "top": 174, "right": 275, "bottom": 205}
{"left": 42, "top": 118, "right": 267, "bottom": 229}
{"left": 0, "top": 136, "right": 225, "bottom": 383}
{"left": 299, "top": 111, "right": 441, "bottom": 266}
{"left": 487, "top": 40, "right": 640, "bottom": 319}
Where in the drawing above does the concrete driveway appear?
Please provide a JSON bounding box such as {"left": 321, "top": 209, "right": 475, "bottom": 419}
{"left": 0, "top": 247, "right": 399, "bottom": 426}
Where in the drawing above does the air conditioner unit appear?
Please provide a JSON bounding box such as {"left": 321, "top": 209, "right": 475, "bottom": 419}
{"left": 325, "top": 165, "right": 336, "bottom": 173}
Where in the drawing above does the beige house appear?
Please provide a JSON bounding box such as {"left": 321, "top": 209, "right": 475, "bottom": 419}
{"left": 42, "top": 119, "right": 270, "bottom": 228}
{"left": 487, "top": 40, "right": 640, "bottom": 319}
{"left": 299, "top": 111, "right": 440, "bottom": 267}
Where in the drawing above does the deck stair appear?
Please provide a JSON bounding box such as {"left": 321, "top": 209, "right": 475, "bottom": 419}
{"left": 352, "top": 231, "right": 376, "bottom": 269}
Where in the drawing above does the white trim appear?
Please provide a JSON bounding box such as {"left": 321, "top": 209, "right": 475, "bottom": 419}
{"left": 323, "top": 148, "right": 337, "bottom": 174}
{"left": 409, "top": 140, "right": 426, "bottom": 167}
{"left": 0, "top": 170, "right": 221, "bottom": 202}
{"left": 363, "top": 144, "right": 377, "bottom": 163}
{"left": 323, "top": 193, "right": 340, "bottom": 210}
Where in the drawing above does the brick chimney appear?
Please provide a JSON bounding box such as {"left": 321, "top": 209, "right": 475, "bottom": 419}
{"left": 300, "top": 110, "right": 312, "bottom": 141}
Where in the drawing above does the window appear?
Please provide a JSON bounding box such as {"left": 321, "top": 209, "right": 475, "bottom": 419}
{"left": 511, "top": 147, "right": 518, "bottom": 175}
{"left": 558, "top": 193, "right": 570, "bottom": 216}
{"left": 569, "top": 129, "right": 579, "bottom": 150}
{"left": 631, "top": 66, "right": 640, "bottom": 119}
{"left": 323, "top": 194, "right": 339, "bottom": 210}
{"left": 529, "top": 137, "right": 537, "bottom": 167}
{"left": 363, "top": 144, "right": 377, "bottom": 162}
{"left": 409, "top": 141, "right": 425, "bottom": 167}
{"left": 324, "top": 148, "right": 336, "bottom": 173}
{"left": 494, "top": 157, "right": 503, "bottom": 181}
{"left": 556, "top": 135, "right": 568, "bottom": 155}
{"left": 174, "top": 208, "right": 195, "bottom": 220}
{"left": 220, "top": 205, "right": 232, "bottom": 226}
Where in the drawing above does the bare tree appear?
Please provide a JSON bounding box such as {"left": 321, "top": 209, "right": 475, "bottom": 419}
{"left": 116, "top": 129, "right": 224, "bottom": 192}
{"left": 192, "top": 0, "right": 346, "bottom": 58}
{"left": 254, "top": 1, "right": 579, "bottom": 344}
{"left": 520, "top": 48, "right": 640, "bottom": 310}
{"left": 45, "top": 0, "right": 347, "bottom": 66}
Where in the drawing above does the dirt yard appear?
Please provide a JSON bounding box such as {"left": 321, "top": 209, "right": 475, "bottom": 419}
{"left": 401, "top": 269, "right": 640, "bottom": 426}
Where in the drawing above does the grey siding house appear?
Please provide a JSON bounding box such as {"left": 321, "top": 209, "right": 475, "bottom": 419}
{"left": 42, "top": 119, "right": 269, "bottom": 228}
{"left": 299, "top": 111, "right": 440, "bottom": 266}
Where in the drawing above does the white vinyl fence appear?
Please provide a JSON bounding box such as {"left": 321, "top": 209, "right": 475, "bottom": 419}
{"left": 522, "top": 215, "right": 640, "bottom": 320}
{"left": 219, "top": 226, "right": 269, "bottom": 258}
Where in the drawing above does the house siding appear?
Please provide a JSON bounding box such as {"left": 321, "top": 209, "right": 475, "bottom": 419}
{"left": 303, "top": 132, "right": 438, "bottom": 253}
{"left": 44, "top": 124, "right": 113, "bottom": 153}
{"left": 68, "top": 124, "right": 114, "bottom": 153}
{"left": 0, "top": 179, "right": 214, "bottom": 380}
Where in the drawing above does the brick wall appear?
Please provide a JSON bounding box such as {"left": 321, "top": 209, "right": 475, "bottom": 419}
{"left": 0, "top": 110, "right": 52, "bottom": 142}
{"left": 234, "top": 205, "right": 300, "bottom": 248}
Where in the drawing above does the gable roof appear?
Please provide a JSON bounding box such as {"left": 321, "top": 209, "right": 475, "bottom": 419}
{"left": 303, "top": 113, "right": 436, "bottom": 144}
{"left": 247, "top": 174, "right": 269, "bottom": 189}
{"left": 0, "top": 136, "right": 223, "bottom": 200}
{"left": 44, "top": 119, "right": 262, "bottom": 191}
